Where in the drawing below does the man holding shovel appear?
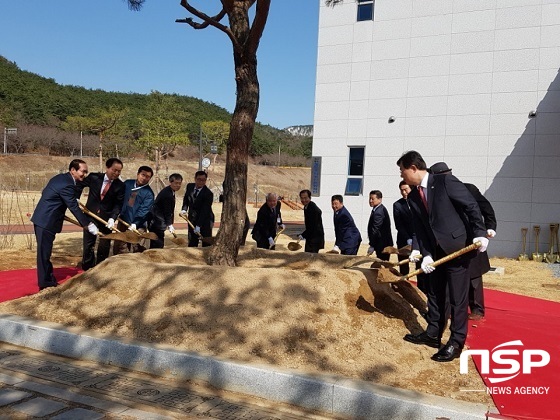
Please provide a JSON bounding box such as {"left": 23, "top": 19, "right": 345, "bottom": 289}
{"left": 32, "top": 159, "right": 98, "bottom": 290}
{"left": 181, "top": 171, "right": 214, "bottom": 248}
{"left": 297, "top": 189, "right": 325, "bottom": 253}
{"left": 252, "top": 193, "right": 284, "bottom": 250}
{"left": 149, "top": 173, "right": 183, "bottom": 249}
{"left": 397, "top": 151, "right": 488, "bottom": 362}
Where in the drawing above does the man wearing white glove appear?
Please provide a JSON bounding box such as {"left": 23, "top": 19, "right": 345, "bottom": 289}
{"left": 149, "top": 173, "right": 183, "bottom": 249}
{"left": 331, "top": 245, "right": 340, "bottom": 254}
{"left": 297, "top": 234, "right": 304, "bottom": 241}
{"left": 87, "top": 223, "right": 99, "bottom": 236}
{"left": 179, "top": 209, "right": 187, "bottom": 217}
{"left": 367, "top": 246, "right": 375, "bottom": 256}
{"left": 182, "top": 171, "right": 214, "bottom": 247}
{"left": 106, "top": 218, "right": 115, "bottom": 230}
{"left": 128, "top": 223, "right": 137, "bottom": 232}
{"left": 194, "top": 226, "right": 201, "bottom": 235}
{"left": 430, "top": 162, "right": 498, "bottom": 321}
{"left": 252, "top": 193, "right": 281, "bottom": 250}
{"left": 268, "top": 237, "right": 275, "bottom": 249}
{"left": 398, "top": 153, "right": 487, "bottom": 362}
{"left": 298, "top": 189, "right": 325, "bottom": 253}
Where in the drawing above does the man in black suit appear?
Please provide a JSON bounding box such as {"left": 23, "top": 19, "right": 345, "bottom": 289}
{"left": 298, "top": 189, "right": 325, "bottom": 253}
{"left": 252, "top": 193, "right": 283, "bottom": 250}
{"left": 430, "top": 162, "right": 497, "bottom": 321}
{"left": 149, "top": 173, "right": 183, "bottom": 249}
{"left": 331, "top": 195, "right": 361, "bottom": 255}
{"left": 397, "top": 151, "right": 488, "bottom": 362}
{"left": 180, "top": 170, "right": 214, "bottom": 247}
{"left": 393, "top": 181, "right": 415, "bottom": 276}
{"left": 78, "top": 157, "right": 125, "bottom": 270}
{"left": 31, "top": 159, "right": 98, "bottom": 290}
{"left": 367, "top": 190, "right": 393, "bottom": 261}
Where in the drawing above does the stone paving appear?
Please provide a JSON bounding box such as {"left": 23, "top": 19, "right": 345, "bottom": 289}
{"left": 0, "top": 345, "right": 330, "bottom": 419}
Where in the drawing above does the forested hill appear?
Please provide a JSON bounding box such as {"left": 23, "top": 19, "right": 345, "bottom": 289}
{"left": 0, "top": 55, "right": 311, "bottom": 161}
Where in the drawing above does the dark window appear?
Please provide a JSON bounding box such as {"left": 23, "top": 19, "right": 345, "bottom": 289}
{"left": 345, "top": 147, "right": 365, "bottom": 196}
{"left": 357, "top": 0, "right": 374, "bottom": 22}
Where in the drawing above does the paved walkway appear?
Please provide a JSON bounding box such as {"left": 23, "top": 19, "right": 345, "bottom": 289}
{"left": 0, "top": 343, "right": 330, "bottom": 419}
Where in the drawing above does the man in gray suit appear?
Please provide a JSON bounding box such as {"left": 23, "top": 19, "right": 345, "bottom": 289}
{"left": 31, "top": 159, "right": 98, "bottom": 290}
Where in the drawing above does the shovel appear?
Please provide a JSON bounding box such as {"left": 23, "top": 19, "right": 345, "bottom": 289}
{"left": 374, "top": 242, "right": 481, "bottom": 283}
{"left": 270, "top": 227, "right": 285, "bottom": 249}
{"left": 532, "top": 225, "right": 543, "bottom": 262}
{"left": 169, "top": 231, "right": 187, "bottom": 246}
{"left": 518, "top": 227, "right": 529, "bottom": 261}
{"left": 179, "top": 213, "right": 215, "bottom": 245}
{"left": 64, "top": 215, "right": 105, "bottom": 238}
{"left": 288, "top": 238, "right": 302, "bottom": 251}
{"left": 370, "top": 255, "right": 421, "bottom": 269}
{"left": 116, "top": 217, "right": 158, "bottom": 240}
{"left": 77, "top": 201, "right": 140, "bottom": 244}
{"left": 545, "top": 224, "right": 557, "bottom": 263}
{"left": 382, "top": 244, "right": 412, "bottom": 256}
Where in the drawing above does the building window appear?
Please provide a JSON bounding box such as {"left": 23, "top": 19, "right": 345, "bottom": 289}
{"left": 345, "top": 147, "right": 364, "bottom": 196}
{"left": 357, "top": 0, "right": 374, "bottom": 22}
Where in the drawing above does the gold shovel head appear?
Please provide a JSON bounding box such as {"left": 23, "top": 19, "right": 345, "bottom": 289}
{"left": 201, "top": 236, "right": 215, "bottom": 246}
{"left": 171, "top": 237, "right": 188, "bottom": 246}
{"left": 370, "top": 260, "right": 396, "bottom": 269}
{"left": 382, "top": 245, "right": 412, "bottom": 256}
{"left": 288, "top": 242, "right": 302, "bottom": 251}
{"left": 374, "top": 266, "right": 405, "bottom": 283}
{"left": 99, "top": 232, "right": 140, "bottom": 244}
{"left": 141, "top": 231, "right": 159, "bottom": 240}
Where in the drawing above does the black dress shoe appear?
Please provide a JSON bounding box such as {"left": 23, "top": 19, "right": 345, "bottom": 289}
{"left": 431, "top": 343, "right": 462, "bottom": 362}
{"left": 403, "top": 331, "right": 441, "bottom": 348}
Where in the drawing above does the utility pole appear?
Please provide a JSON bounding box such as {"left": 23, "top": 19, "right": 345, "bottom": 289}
{"left": 199, "top": 125, "right": 203, "bottom": 171}
{"left": 80, "top": 131, "right": 83, "bottom": 157}
{"left": 3, "top": 127, "right": 17, "bottom": 154}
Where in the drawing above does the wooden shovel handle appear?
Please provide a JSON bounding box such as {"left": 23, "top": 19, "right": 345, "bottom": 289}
{"left": 179, "top": 213, "right": 203, "bottom": 238}
{"left": 402, "top": 242, "right": 481, "bottom": 280}
{"left": 274, "top": 227, "right": 285, "bottom": 242}
{"left": 116, "top": 217, "right": 143, "bottom": 236}
{"left": 77, "top": 200, "right": 118, "bottom": 232}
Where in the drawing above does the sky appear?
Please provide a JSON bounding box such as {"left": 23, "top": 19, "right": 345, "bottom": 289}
{"left": 0, "top": 0, "right": 319, "bottom": 129}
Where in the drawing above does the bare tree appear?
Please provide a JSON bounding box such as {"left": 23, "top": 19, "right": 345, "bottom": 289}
{"left": 127, "top": 0, "right": 271, "bottom": 266}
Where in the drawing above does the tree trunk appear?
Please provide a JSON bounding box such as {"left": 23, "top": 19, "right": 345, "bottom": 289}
{"left": 208, "top": 53, "right": 259, "bottom": 266}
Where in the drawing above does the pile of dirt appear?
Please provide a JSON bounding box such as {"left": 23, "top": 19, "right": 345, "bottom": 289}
{"left": 0, "top": 246, "right": 492, "bottom": 405}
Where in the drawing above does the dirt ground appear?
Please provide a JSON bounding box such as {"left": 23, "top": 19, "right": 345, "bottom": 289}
{"left": 1, "top": 217, "right": 560, "bottom": 408}
{"left": 1, "top": 156, "right": 560, "bottom": 408}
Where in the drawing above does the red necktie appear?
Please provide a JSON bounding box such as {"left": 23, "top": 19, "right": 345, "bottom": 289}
{"left": 101, "top": 180, "right": 111, "bottom": 200}
{"left": 418, "top": 186, "right": 428, "bottom": 212}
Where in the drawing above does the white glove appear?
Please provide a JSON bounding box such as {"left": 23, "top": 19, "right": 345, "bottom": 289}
{"left": 279, "top": 224, "right": 285, "bottom": 230}
{"left": 421, "top": 256, "right": 435, "bottom": 274}
{"left": 87, "top": 223, "right": 99, "bottom": 236}
{"left": 409, "top": 250, "right": 421, "bottom": 262}
{"left": 179, "top": 210, "right": 187, "bottom": 216}
{"left": 128, "top": 223, "right": 137, "bottom": 231}
{"left": 106, "top": 218, "right": 115, "bottom": 230}
{"left": 268, "top": 237, "right": 275, "bottom": 248}
{"left": 194, "top": 226, "right": 201, "bottom": 234}
{"left": 474, "top": 237, "right": 489, "bottom": 252}
{"left": 367, "top": 246, "right": 375, "bottom": 256}
{"left": 298, "top": 234, "right": 304, "bottom": 241}
{"left": 406, "top": 239, "right": 413, "bottom": 246}
{"left": 487, "top": 229, "right": 496, "bottom": 238}
{"left": 277, "top": 217, "right": 282, "bottom": 224}
{"left": 332, "top": 245, "right": 340, "bottom": 254}
{"left": 168, "top": 225, "right": 175, "bottom": 233}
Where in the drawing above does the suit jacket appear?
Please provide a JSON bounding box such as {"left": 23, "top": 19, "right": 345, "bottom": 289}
{"left": 367, "top": 203, "right": 393, "bottom": 252}
{"left": 150, "top": 186, "right": 175, "bottom": 231}
{"left": 333, "top": 206, "right": 362, "bottom": 251}
{"left": 31, "top": 172, "right": 90, "bottom": 233}
{"left": 465, "top": 183, "right": 497, "bottom": 277}
{"left": 252, "top": 203, "right": 279, "bottom": 246}
{"left": 119, "top": 180, "right": 154, "bottom": 227}
{"left": 301, "top": 201, "right": 325, "bottom": 249}
{"left": 182, "top": 183, "right": 214, "bottom": 233}
{"left": 409, "top": 173, "right": 486, "bottom": 259}
{"left": 78, "top": 172, "right": 125, "bottom": 224}
{"left": 393, "top": 198, "right": 414, "bottom": 248}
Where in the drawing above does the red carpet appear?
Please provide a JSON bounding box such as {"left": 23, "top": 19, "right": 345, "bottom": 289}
{"left": 466, "top": 289, "right": 560, "bottom": 420}
{"left": 0, "top": 267, "right": 81, "bottom": 303}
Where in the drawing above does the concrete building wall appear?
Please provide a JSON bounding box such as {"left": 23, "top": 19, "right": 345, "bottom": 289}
{"left": 312, "top": 0, "right": 560, "bottom": 258}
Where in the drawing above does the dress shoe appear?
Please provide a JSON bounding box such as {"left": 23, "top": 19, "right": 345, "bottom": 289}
{"left": 468, "top": 312, "right": 484, "bottom": 321}
{"left": 431, "top": 343, "right": 462, "bottom": 362}
{"left": 403, "top": 331, "right": 441, "bottom": 348}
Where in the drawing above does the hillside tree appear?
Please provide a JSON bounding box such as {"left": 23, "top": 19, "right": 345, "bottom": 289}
{"left": 127, "top": 0, "right": 271, "bottom": 266}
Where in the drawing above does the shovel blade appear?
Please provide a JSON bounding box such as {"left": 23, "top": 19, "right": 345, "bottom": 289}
{"left": 141, "top": 232, "right": 159, "bottom": 240}
{"left": 382, "top": 245, "right": 412, "bottom": 256}
{"left": 374, "top": 266, "right": 404, "bottom": 283}
{"left": 171, "top": 237, "right": 188, "bottom": 246}
{"left": 288, "top": 242, "right": 302, "bottom": 251}
{"left": 99, "top": 232, "right": 140, "bottom": 244}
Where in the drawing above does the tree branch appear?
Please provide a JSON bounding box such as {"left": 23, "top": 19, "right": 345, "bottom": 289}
{"left": 247, "top": 0, "right": 270, "bottom": 55}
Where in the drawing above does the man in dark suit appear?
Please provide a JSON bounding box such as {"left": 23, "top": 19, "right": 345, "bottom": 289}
{"left": 367, "top": 190, "right": 393, "bottom": 261}
{"left": 393, "top": 181, "right": 415, "bottom": 276}
{"left": 180, "top": 170, "right": 214, "bottom": 247}
{"left": 430, "top": 162, "right": 497, "bottom": 321}
{"left": 78, "top": 157, "right": 125, "bottom": 270}
{"left": 397, "top": 151, "right": 488, "bottom": 362}
{"left": 252, "top": 193, "right": 283, "bottom": 250}
{"left": 31, "top": 159, "right": 98, "bottom": 290}
{"left": 331, "top": 195, "right": 361, "bottom": 255}
{"left": 149, "top": 173, "right": 183, "bottom": 249}
{"left": 298, "top": 189, "right": 325, "bottom": 253}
